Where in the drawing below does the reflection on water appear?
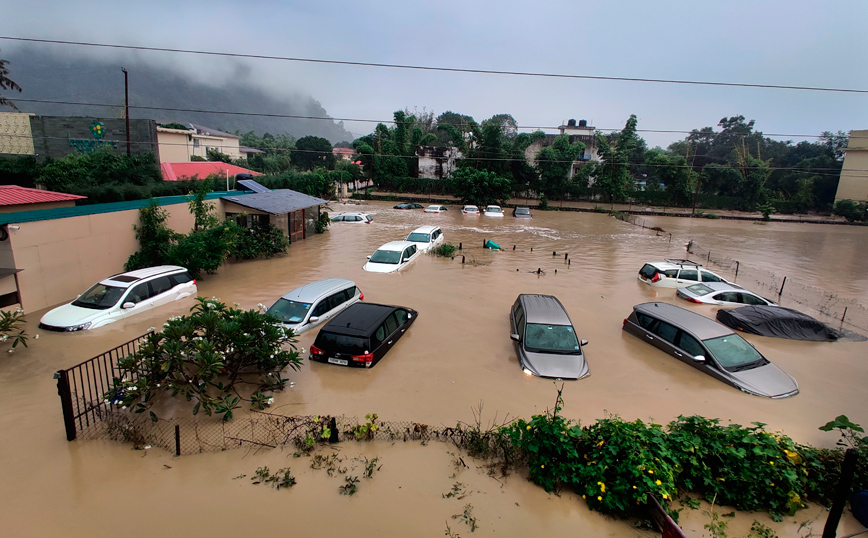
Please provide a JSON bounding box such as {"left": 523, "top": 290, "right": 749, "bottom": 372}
{"left": 2, "top": 200, "right": 866, "bottom": 536}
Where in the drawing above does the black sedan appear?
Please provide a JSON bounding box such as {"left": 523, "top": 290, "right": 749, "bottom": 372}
{"left": 310, "top": 303, "right": 417, "bottom": 368}
{"left": 394, "top": 203, "right": 424, "bottom": 210}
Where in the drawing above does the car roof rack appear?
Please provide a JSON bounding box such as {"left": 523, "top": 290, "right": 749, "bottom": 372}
{"left": 664, "top": 258, "right": 702, "bottom": 267}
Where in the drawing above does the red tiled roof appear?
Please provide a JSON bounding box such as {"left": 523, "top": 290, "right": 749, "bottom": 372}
{"left": 0, "top": 185, "right": 86, "bottom": 206}
{"left": 332, "top": 148, "right": 354, "bottom": 155}
{"left": 161, "top": 162, "right": 263, "bottom": 181}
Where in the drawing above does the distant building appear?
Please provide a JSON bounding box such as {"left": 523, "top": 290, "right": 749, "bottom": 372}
{"left": 417, "top": 146, "right": 462, "bottom": 179}
{"left": 156, "top": 122, "right": 248, "bottom": 163}
{"left": 332, "top": 147, "right": 355, "bottom": 161}
{"left": 525, "top": 118, "right": 599, "bottom": 179}
{"left": 160, "top": 162, "right": 262, "bottom": 184}
{"left": 835, "top": 130, "right": 868, "bottom": 203}
{"left": 0, "top": 185, "right": 85, "bottom": 213}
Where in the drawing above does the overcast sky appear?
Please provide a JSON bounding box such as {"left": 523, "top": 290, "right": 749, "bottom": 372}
{"left": 3, "top": 0, "right": 867, "bottom": 147}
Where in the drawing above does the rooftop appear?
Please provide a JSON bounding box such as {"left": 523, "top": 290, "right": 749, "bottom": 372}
{"left": 0, "top": 185, "right": 86, "bottom": 207}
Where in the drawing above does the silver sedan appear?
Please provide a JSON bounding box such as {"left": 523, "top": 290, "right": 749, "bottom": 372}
{"left": 677, "top": 282, "right": 777, "bottom": 307}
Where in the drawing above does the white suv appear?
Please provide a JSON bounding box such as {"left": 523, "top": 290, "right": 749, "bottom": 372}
{"left": 637, "top": 259, "right": 728, "bottom": 289}
{"left": 405, "top": 225, "right": 444, "bottom": 252}
{"left": 39, "top": 266, "right": 197, "bottom": 331}
{"left": 363, "top": 241, "right": 422, "bottom": 273}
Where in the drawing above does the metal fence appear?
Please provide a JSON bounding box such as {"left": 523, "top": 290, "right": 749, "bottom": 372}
{"left": 55, "top": 332, "right": 152, "bottom": 441}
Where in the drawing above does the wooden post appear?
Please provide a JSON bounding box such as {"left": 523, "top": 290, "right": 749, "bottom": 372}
{"left": 56, "top": 370, "right": 77, "bottom": 441}
{"left": 823, "top": 448, "right": 858, "bottom": 538}
{"left": 175, "top": 424, "right": 181, "bottom": 456}
{"left": 779, "top": 276, "right": 787, "bottom": 296}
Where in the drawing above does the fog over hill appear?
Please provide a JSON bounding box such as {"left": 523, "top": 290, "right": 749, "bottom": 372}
{"left": 3, "top": 47, "right": 354, "bottom": 143}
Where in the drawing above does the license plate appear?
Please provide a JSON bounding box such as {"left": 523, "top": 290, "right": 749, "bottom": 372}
{"left": 328, "top": 357, "right": 348, "bottom": 366}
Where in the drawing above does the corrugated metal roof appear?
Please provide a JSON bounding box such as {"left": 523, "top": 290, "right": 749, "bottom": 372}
{"left": 161, "top": 162, "right": 262, "bottom": 181}
{"left": 188, "top": 123, "right": 240, "bottom": 139}
{"left": 0, "top": 185, "right": 86, "bottom": 206}
{"left": 222, "top": 189, "right": 327, "bottom": 214}
{"left": 237, "top": 179, "right": 270, "bottom": 193}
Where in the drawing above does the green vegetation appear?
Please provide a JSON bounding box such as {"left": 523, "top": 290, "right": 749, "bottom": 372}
{"left": 833, "top": 199, "right": 867, "bottom": 222}
{"left": 107, "top": 297, "right": 302, "bottom": 422}
{"left": 0, "top": 49, "right": 23, "bottom": 110}
{"left": 431, "top": 243, "right": 457, "bottom": 257}
{"left": 250, "top": 466, "right": 297, "bottom": 489}
{"left": 0, "top": 307, "right": 32, "bottom": 352}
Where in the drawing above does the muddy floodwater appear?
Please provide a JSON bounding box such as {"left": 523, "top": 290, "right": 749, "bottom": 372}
{"left": 2, "top": 201, "right": 866, "bottom": 537}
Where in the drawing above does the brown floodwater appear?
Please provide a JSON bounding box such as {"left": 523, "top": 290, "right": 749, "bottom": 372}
{"left": 2, "top": 200, "right": 866, "bottom": 537}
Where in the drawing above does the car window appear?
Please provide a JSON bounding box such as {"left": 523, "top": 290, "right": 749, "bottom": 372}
{"left": 328, "top": 289, "right": 350, "bottom": 310}
{"left": 653, "top": 320, "right": 679, "bottom": 343}
{"left": 639, "top": 264, "right": 657, "bottom": 279}
{"left": 394, "top": 309, "right": 408, "bottom": 324}
{"left": 524, "top": 323, "right": 580, "bottom": 353}
{"left": 126, "top": 283, "right": 150, "bottom": 304}
{"left": 72, "top": 283, "right": 126, "bottom": 310}
{"left": 636, "top": 313, "right": 657, "bottom": 330}
{"left": 677, "top": 332, "right": 705, "bottom": 357}
{"left": 267, "top": 299, "right": 312, "bottom": 324}
{"left": 514, "top": 304, "right": 525, "bottom": 333}
{"left": 171, "top": 272, "right": 193, "bottom": 285}
{"left": 715, "top": 291, "right": 740, "bottom": 302}
{"left": 149, "top": 276, "right": 173, "bottom": 296}
{"left": 678, "top": 269, "right": 699, "bottom": 281}
{"left": 372, "top": 325, "right": 386, "bottom": 348}
{"left": 311, "top": 300, "right": 330, "bottom": 317}
{"left": 331, "top": 216, "right": 343, "bottom": 221}
{"left": 741, "top": 293, "right": 767, "bottom": 306}
{"left": 703, "top": 334, "right": 765, "bottom": 369}
{"left": 407, "top": 232, "right": 431, "bottom": 242}
{"left": 663, "top": 270, "right": 679, "bottom": 278}
{"left": 701, "top": 271, "right": 723, "bottom": 283}
{"left": 384, "top": 313, "right": 399, "bottom": 335}
{"left": 370, "top": 250, "right": 401, "bottom": 264}
{"left": 315, "top": 332, "right": 368, "bottom": 355}
{"left": 687, "top": 283, "right": 713, "bottom": 295}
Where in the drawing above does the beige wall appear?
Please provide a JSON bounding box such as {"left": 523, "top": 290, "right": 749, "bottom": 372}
{"left": 156, "top": 128, "right": 193, "bottom": 163}
{"left": 191, "top": 134, "right": 242, "bottom": 161}
{"left": 0, "top": 112, "right": 36, "bottom": 155}
{"left": 5, "top": 202, "right": 213, "bottom": 313}
{"left": 835, "top": 130, "right": 868, "bottom": 203}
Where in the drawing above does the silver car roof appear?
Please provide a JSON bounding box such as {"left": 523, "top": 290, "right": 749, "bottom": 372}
{"left": 279, "top": 278, "right": 355, "bottom": 303}
{"left": 687, "top": 282, "right": 746, "bottom": 293}
{"left": 633, "top": 302, "right": 732, "bottom": 340}
{"left": 519, "top": 294, "right": 573, "bottom": 326}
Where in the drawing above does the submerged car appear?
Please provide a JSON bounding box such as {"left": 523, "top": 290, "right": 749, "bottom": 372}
{"left": 310, "top": 302, "right": 418, "bottom": 368}
{"left": 622, "top": 302, "right": 798, "bottom": 398}
{"left": 716, "top": 305, "right": 842, "bottom": 341}
{"left": 424, "top": 205, "right": 449, "bottom": 213}
{"left": 677, "top": 282, "right": 777, "bottom": 307}
{"left": 266, "top": 278, "right": 363, "bottom": 335}
{"left": 637, "top": 259, "right": 728, "bottom": 288}
{"left": 331, "top": 212, "right": 372, "bottom": 223}
{"left": 484, "top": 205, "right": 504, "bottom": 217}
{"left": 461, "top": 205, "right": 480, "bottom": 215}
{"left": 394, "top": 203, "right": 423, "bottom": 210}
{"left": 509, "top": 294, "right": 589, "bottom": 379}
{"left": 38, "top": 266, "right": 197, "bottom": 332}
{"left": 363, "top": 241, "right": 422, "bottom": 273}
{"left": 512, "top": 207, "right": 532, "bottom": 218}
{"left": 405, "top": 225, "right": 445, "bottom": 252}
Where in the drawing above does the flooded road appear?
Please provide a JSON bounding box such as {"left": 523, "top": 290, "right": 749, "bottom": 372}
{"left": 2, "top": 200, "right": 866, "bottom": 537}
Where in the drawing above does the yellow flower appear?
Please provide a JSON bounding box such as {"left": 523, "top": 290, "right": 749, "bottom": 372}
{"left": 648, "top": 470, "right": 654, "bottom": 474}
{"left": 632, "top": 486, "right": 637, "bottom": 490}
{"left": 662, "top": 494, "right": 669, "bottom": 499}
{"left": 597, "top": 496, "right": 602, "bottom": 501}
{"left": 600, "top": 484, "right": 606, "bottom": 493}
{"left": 541, "top": 465, "right": 545, "bottom": 469}
{"left": 526, "top": 425, "right": 531, "bottom": 430}
{"left": 769, "top": 461, "right": 774, "bottom": 465}
{"left": 656, "top": 479, "right": 662, "bottom": 486}
{"left": 582, "top": 495, "right": 586, "bottom": 499}
{"left": 770, "top": 483, "right": 775, "bottom": 487}
{"left": 597, "top": 440, "right": 605, "bottom": 446}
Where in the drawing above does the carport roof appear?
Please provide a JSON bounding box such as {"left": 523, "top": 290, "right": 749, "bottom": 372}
{"left": 221, "top": 189, "right": 327, "bottom": 214}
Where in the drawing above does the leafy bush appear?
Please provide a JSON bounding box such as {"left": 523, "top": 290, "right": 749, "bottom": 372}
{"left": 833, "top": 199, "right": 867, "bottom": 222}
{"left": 108, "top": 297, "right": 302, "bottom": 421}
{"left": 0, "top": 307, "right": 32, "bottom": 352}
{"left": 229, "top": 222, "right": 289, "bottom": 259}
{"left": 431, "top": 243, "right": 457, "bottom": 257}
{"left": 315, "top": 211, "right": 331, "bottom": 234}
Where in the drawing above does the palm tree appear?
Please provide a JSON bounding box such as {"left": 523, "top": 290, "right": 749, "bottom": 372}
{"left": 0, "top": 49, "right": 23, "bottom": 110}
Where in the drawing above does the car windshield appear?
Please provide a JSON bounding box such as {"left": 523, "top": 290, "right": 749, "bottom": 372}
{"left": 316, "top": 332, "right": 368, "bottom": 355}
{"left": 406, "top": 232, "right": 431, "bottom": 242}
{"left": 702, "top": 334, "right": 766, "bottom": 370}
{"left": 524, "top": 323, "right": 580, "bottom": 354}
{"left": 267, "top": 299, "right": 312, "bottom": 324}
{"left": 516, "top": 208, "right": 530, "bottom": 215}
{"left": 686, "top": 283, "right": 714, "bottom": 295}
{"left": 72, "top": 283, "right": 127, "bottom": 310}
{"left": 370, "top": 249, "right": 401, "bottom": 264}
{"left": 487, "top": 207, "right": 502, "bottom": 213}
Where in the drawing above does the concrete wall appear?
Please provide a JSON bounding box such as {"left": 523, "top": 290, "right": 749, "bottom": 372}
{"left": 835, "top": 130, "right": 868, "bottom": 202}
{"left": 29, "top": 116, "right": 158, "bottom": 161}
{"left": 157, "top": 128, "right": 193, "bottom": 162}
{"left": 417, "top": 146, "right": 462, "bottom": 179}
{"left": 0, "top": 112, "right": 36, "bottom": 155}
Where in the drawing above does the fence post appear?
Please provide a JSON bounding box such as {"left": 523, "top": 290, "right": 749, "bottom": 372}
{"left": 735, "top": 261, "right": 739, "bottom": 281}
{"left": 175, "top": 424, "right": 181, "bottom": 456}
{"left": 707, "top": 251, "right": 711, "bottom": 264}
{"left": 55, "top": 370, "right": 77, "bottom": 441}
{"left": 822, "top": 448, "right": 858, "bottom": 538}
{"left": 779, "top": 276, "right": 787, "bottom": 296}
{"left": 841, "top": 307, "right": 848, "bottom": 323}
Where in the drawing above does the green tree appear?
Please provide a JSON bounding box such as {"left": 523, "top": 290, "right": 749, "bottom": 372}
{"left": 449, "top": 167, "right": 512, "bottom": 206}
{"left": 535, "top": 134, "right": 584, "bottom": 199}
{"left": 833, "top": 199, "right": 867, "bottom": 222}
{"left": 593, "top": 114, "right": 641, "bottom": 205}
{"left": 293, "top": 136, "right": 335, "bottom": 171}
{"left": 643, "top": 149, "right": 696, "bottom": 206}
{"left": 125, "top": 200, "right": 181, "bottom": 271}
{"left": 0, "top": 50, "right": 22, "bottom": 110}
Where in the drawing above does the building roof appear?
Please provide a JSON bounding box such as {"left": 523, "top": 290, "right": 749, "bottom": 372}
{"left": 0, "top": 185, "right": 86, "bottom": 206}
{"left": 161, "top": 162, "right": 263, "bottom": 181}
{"left": 239, "top": 146, "right": 265, "bottom": 154}
{"left": 333, "top": 148, "right": 355, "bottom": 155}
{"left": 221, "top": 189, "right": 327, "bottom": 214}
{"left": 188, "top": 123, "right": 239, "bottom": 139}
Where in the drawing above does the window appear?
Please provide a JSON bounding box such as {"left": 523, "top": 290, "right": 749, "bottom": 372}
{"left": 741, "top": 294, "right": 767, "bottom": 306}
{"left": 716, "top": 292, "right": 740, "bottom": 303}
{"left": 653, "top": 320, "right": 679, "bottom": 344}
{"left": 171, "top": 272, "right": 193, "bottom": 285}
{"left": 149, "top": 276, "right": 173, "bottom": 296}
{"left": 407, "top": 232, "right": 431, "bottom": 242}
{"left": 267, "top": 299, "right": 312, "bottom": 324}
{"left": 678, "top": 269, "right": 699, "bottom": 281}
{"left": 370, "top": 250, "right": 401, "bottom": 264}
{"left": 312, "top": 300, "right": 330, "bottom": 317}
{"left": 384, "top": 313, "right": 399, "bottom": 335}
{"left": 394, "top": 309, "right": 408, "bottom": 324}
{"left": 701, "top": 271, "right": 723, "bottom": 283}
{"left": 373, "top": 325, "right": 386, "bottom": 348}
{"left": 703, "top": 335, "right": 765, "bottom": 369}
{"left": 663, "top": 270, "right": 679, "bottom": 278}
{"left": 524, "top": 323, "right": 580, "bottom": 353}
{"left": 315, "top": 332, "right": 367, "bottom": 355}
{"left": 636, "top": 313, "right": 657, "bottom": 330}
{"left": 72, "top": 284, "right": 126, "bottom": 310}
{"left": 125, "top": 283, "right": 150, "bottom": 304}
{"left": 328, "top": 289, "right": 350, "bottom": 310}
{"left": 639, "top": 264, "right": 657, "bottom": 279}
{"left": 514, "top": 304, "right": 525, "bottom": 334}
{"left": 677, "top": 332, "right": 705, "bottom": 357}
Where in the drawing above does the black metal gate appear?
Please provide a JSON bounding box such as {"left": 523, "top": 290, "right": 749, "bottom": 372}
{"left": 55, "top": 332, "right": 151, "bottom": 441}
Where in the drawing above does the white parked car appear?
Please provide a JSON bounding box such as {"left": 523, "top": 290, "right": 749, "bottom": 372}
{"left": 461, "top": 205, "right": 480, "bottom": 215}
{"left": 483, "top": 205, "right": 504, "bottom": 217}
{"left": 38, "top": 266, "right": 197, "bottom": 332}
{"left": 267, "top": 278, "right": 363, "bottom": 335}
{"left": 424, "top": 205, "right": 449, "bottom": 213}
{"left": 677, "top": 282, "right": 777, "bottom": 307}
{"left": 637, "top": 259, "right": 728, "bottom": 289}
{"left": 405, "top": 225, "right": 445, "bottom": 252}
{"left": 363, "top": 241, "right": 422, "bottom": 273}
{"left": 331, "top": 212, "right": 372, "bottom": 223}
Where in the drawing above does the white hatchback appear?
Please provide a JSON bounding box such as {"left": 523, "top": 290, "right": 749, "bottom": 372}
{"left": 462, "top": 205, "right": 480, "bottom": 215}
{"left": 424, "top": 205, "right": 449, "bottom": 213}
{"left": 267, "top": 278, "right": 363, "bottom": 335}
{"left": 405, "top": 225, "right": 445, "bottom": 252}
{"left": 484, "top": 205, "right": 504, "bottom": 217}
{"left": 331, "top": 212, "right": 372, "bottom": 223}
{"left": 38, "top": 266, "right": 197, "bottom": 332}
{"left": 363, "top": 241, "right": 422, "bottom": 273}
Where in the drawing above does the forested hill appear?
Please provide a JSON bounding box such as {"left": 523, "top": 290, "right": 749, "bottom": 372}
{"left": 3, "top": 47, "right": 353, "bottom": 143}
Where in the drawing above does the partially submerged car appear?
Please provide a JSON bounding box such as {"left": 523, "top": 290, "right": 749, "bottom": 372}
{"left": 509, "top": 294, "right": 589, "bottom": 379}
{"left": 394, "top": 203, "right": 423, "bottom": 210}
{"left": 512, "top": 207, "right": 532, "bottom": 218}
{"left": 637, "top": 259, "right": 728, "bottom": 288}
{"left": 310, "top": 302, "right": 418, "bottom": 368}
{"left": 405, "top": 225, "right": 445, "bottom": 252}
{"left": 461, "top": 205, "right": 480, "bottom": 215}
{"left": 331, "top": 212, "right": 372, "bottom": 223}
{"left": 424, "top": 205, "right": 449, "bottom": 213}
{"left": 716, "top": 305, "right": 842, "bottom": 341}
{"left": 266, "top": 278, "right": 363, "bottom": 335}
{"left": 484, "top": 205, "right": 504, "bottom": 217}
{"left": 363, "top": 241, "right": 422, "bottom": 273}
{"left": 677, "top": 282, "right": 777, "bottom": 307}
{"left": 622, "top": 302, "right": 798, "bottom": 398}
{"left": 39, "top": 266, "right": 197, "bottom": 332}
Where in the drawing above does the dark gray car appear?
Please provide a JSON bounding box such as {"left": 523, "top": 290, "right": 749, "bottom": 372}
{"left": 510, "top": 294, "right": 589, "bottom": 379}
{"left": 622, "top": 302, "right": 798, "bottom": 398}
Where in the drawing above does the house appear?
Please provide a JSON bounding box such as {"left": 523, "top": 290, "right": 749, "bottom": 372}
{"left": 156, "top": 122, "right": 255, "bottom": 163}
{"left": 332, "top": 147, "right": 355, "bottom": 161}
{"left": 160, "top": 162, "right": 262, "bottom": 185}
{"left": 835, "top": 130, "right": 868, "bottom": 203}
{"left": 0, "top": 185, "right": 85, "bottom": 213}
{"left": 222, "top": 189, "right": 327, "bottom": 244}
{"left": 417, "top": 146, "right": 463, "bottom": 179}
{"left": 525, "top": 118, "right": 599, "bottom": 179}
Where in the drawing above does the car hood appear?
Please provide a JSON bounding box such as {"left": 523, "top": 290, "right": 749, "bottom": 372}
{"left": 40, "top": 303, "right": 109, "bottom": 328}
{"left": 408, "top": 241, "right": 433, "bottom": 252}
{"left": 363, "top": 262, "right": 399, "bottom": 273}
{"left": 729, "top": 362, "right": 799, "bottom": 398}
{"left": 523, "top": 349, "right": 589, "bottom": 380}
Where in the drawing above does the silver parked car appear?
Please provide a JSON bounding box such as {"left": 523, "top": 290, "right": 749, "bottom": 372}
{"left": 266, "top": 278, "right": 363, "bottom": 335}
{"left": 677, "top": 282, "right": 777, "bottom": 307}
{"left": 509, "top": 294, "right": 589, "bottom": 379}
{"left": 622, "top": 302, "right": 798, "bottom": 398}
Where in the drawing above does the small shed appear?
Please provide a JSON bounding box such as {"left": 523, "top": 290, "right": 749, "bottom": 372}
{"left": 221, "top": 189, "right": 327, "bottom": 243}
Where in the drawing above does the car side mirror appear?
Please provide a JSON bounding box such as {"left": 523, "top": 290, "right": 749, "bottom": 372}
{"left": 309, "top": 316, "right": 319, "bottom": 323}
{"left": 366, "top": 255, "right": 372, "bottom": 260}
{"left": 693, "top": 355, "right": 706, "bottom": 363}
{"left": 510, "top": 333, "right": 521, "bottom": 342}
{"left": 122, "top": 302, "right": 135, "bottom": 309}
{"left": 580, "top": 339, "right": 589, "bottom": 346}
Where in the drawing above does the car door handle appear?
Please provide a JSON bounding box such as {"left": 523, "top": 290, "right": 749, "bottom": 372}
{"left": 645, "top": 335, "right": 654, "bottom": 340}
{"left": 387, "top": 340, "right": 393, "bottom": 345}
{"left": 674, "top": 351, "right": 682, "bottom": 357}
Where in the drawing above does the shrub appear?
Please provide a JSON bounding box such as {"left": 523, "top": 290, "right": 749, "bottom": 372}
{"left": 431, "top": 243, "right": 457, "bottom": 257}
{"left": 0, "top": 307, "right": 32, "bottom": 352}
{"left": 229, "top": 222, "right": 290, "bottom": 259}
{"left": 833, "top": 199, "right": 867, "bottom": 222}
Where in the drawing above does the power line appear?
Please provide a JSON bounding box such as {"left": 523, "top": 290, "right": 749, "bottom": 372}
{"left": 2, "top": 36, "right": 867, "bottom": 95}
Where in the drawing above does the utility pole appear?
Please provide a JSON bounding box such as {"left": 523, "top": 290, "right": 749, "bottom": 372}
{"left": 122, "top": 68, "right": 131, "bottom": 156}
